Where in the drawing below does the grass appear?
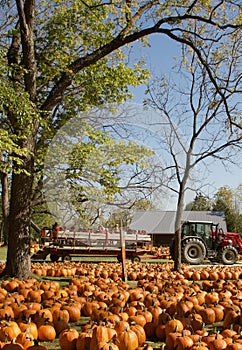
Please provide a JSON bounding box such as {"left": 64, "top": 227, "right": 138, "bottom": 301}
{"left": 0, "top": 246, "right": 7, "bottom": 262}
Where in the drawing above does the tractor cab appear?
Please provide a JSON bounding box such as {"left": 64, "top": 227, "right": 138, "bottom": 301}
{"left": 181, "top": 221, "right": 217, "bottom": 248}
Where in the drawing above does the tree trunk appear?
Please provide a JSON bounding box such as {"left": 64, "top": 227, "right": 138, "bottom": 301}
{"left": 2, "top": 157, "right": 33, "bottom": 278}
{"left": 0, "top": 172, "right": 9, "bottom": 245}
{"left": 174, "top": 207, "right": 183, "bottom": 271}
{"left": 174, "top": 182, "right": 186, "bottom": 271}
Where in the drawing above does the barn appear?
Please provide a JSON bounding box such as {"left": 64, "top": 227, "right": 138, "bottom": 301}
{"left": 129, "top": 210, "right": 227, "bottom": 246}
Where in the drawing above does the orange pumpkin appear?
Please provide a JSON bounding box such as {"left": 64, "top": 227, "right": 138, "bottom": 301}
{"left": 175, "top": 334, "right": 194, "bottom": 350}
{"left": 52, "top": 308, "right": 70, "bottom": 323}
{"left": 76, "top": 331, "right": 93, "bottom": 350}
{"left": 63, "top": 304, "right": 81, "bottom": 322}
{"left": 130, "top": 323, "right": 146, "bottom": 346}
{"left": 0, "top": 321, "right": 21, "bottom": 342}
{"left": 59, "top": 328, "right": 79, "bottom": 350}
{"left": 17, "top": 319, "right": 38, "bottom": 340}
{"left": 15, "top": 332, "right": 35, "bottom": 350}
{"left": 199, "top": 307, "right": 216, "bottom": 325}
{"left": 165, "top": 319, "right": 184, "bottom": 336}
{"left": 117, "top": 327, "right": 139, "bottom": 350}
{"left": 96, "top": 340, "right": 119, "bottom": 350}
{"left": 89, "top": 324, "right": 116, "bottom": 350}
{"left": 37, "top": 324, "right": 56, "bottom": 341}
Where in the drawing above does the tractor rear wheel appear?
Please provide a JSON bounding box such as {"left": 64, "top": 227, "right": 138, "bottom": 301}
{"left": 218, "top": 246, "right": 238, "bottom": 265}
{"left": 181, "top": 238, "right": 206, "bottom": 265}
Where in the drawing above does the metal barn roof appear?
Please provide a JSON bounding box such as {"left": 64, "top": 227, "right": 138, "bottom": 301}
{"left": 129, "top": 210, "right": 227, "bottom": 234}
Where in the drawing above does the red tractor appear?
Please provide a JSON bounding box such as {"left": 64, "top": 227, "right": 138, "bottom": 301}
{"left": 170, "top": 221, "right": 242, "bottom": 265}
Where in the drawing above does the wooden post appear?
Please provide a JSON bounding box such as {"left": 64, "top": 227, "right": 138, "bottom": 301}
{"left": 120, "top": 220, "right": 127, "bottom": 282}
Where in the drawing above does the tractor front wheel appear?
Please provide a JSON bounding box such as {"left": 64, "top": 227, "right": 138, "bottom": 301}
{"left": 218, "top": 246, "right": 238, "bottom": 265}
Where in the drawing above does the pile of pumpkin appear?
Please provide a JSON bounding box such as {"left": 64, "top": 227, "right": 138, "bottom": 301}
{"left": 0, "top": 262, "right": 241, "bottom": 349}
{"left": 140, "top": 246, "right": 171, "bottom": 260}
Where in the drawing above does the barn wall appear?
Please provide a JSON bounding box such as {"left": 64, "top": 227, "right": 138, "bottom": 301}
{"left": 151, "top": 233, "right": 174, "bottom": 246}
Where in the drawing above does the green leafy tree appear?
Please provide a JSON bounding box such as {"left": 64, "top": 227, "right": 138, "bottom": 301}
{"left": 213, "top": 186, "right": 242, "bottom": 233}
{"left": 185, "top": 193, "right": 212, "bottom": 211}
{"left": 0, "top": 0, "right": 241, "bottom": 277}
{"left": 44, "top": 122, "right": 154, "bottom": 228}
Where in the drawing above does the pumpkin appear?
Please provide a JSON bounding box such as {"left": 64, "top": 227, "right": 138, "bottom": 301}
{"left": 63, "top": 304, "right": 81, "bottom": 322}
{"left": 117, "top": 327, "right": 139, "bottom": 350}
{"left": 202, "top": 332, "right": 223, "bottom": 346}
{"left": 59, "top": 328, "right": 79, "bottom": 350}
{"left": 155, "top": 324, "right": 166, "bottom": 340}
{"left": 0, "top": 306, "right": 15, "bottom": 320}
{"left": 96, "top": 339, "right": 119, "bottom": 350}
{"left": 3, "top": 280, "right": 19, "bottom": 293}
{"left": 37, "top": 323, "right": 56, "bottom": 341}
{"left": 199, "top": 307, "right": 216, "bottom": 325}
{"left": 52, "top": 308, "right": 70, "bottom": 323}
{"left": 223, "top": 309, "right": 241, "bottom": 329}
{"left": 213, "top": 305, "right": 224, "bottom": 323}
{"left": 114, "top": 321, "right": 130, "bottom": 335}
{"left": 15, "top": 332, "right": 35, "bottom": 350}
{"left": 0, "top": 321, "right": 21, "bottom": 342}
{"left": 76, "top": 331, "right": 93, "bottom": 350}
{"left": 34, "top": 309, "right": 53, "bottom": 326}
{"left": 11, "top": 303, "right": 28, "bottom": 320}
{"left": 53, "top": 317, "right": 69, "bottom": 336}
{"left": 128, "top": 314, "right": 146, "bottom": 327}
{"left": 175, "top": 334, "right": 194, "bottom": 350}
{"left": 165, "top": 319, "right": 184, "bottom": 336}
{"left": 90, "top": 324, "right": 116, "bottom": 350}
{"left": 226, "top": 343, "right": 242, "bottom": 350}
{"left": 130, "top": 323, "right": 146, "bottom": 346}
{"left": 166, "top": 331, "right": 182, "bottom": 350}
{"left": 137, "top": 309, "right": 153, "bottom": 323}
{"left": 209, "top": 337, "right": 227, "bottom": 350}
{"left": 17, "top": 319, "right": 38, "bottom": 340}
{"left": 190, "top": 342, "right": 209, "bottom": 350}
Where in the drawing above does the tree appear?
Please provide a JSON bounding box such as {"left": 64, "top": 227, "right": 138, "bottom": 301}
{"left": 185, "top": 192, "right": 212, "bottom": 211}
{"left": 213, "top": 186, "right": 242, "bottom": 233}
{"left": 145, "top": 37, "right": 241, "bottom": 270}
{"left": 0, "top": 0, "right": 241, "bottom": 277}
{"left": 44, "top": 119, "right": 154, "bottom": 229}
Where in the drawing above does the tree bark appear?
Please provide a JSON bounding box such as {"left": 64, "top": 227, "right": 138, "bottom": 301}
{"left": 1, "top": 0, "right": 38, "bottom": 278}
{"left": 0, "top": 172, "right": 9, "bottom": 245}
{"left": 3, "top": 164, "right": 33, "bottom": 278}
{"left": 174, "top": 189, "right": 184, "bottom": 271}
{"left": 174, "top": 171, "right": 190, "bottom": 271}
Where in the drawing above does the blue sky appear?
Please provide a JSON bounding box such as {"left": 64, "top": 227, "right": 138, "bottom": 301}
{"left": 129, "top": 34, "right": 242, "bottom": 204}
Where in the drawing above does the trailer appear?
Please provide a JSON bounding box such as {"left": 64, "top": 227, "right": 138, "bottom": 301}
{"left": 32, "top": 229, "right": 152, "bottom": 262}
